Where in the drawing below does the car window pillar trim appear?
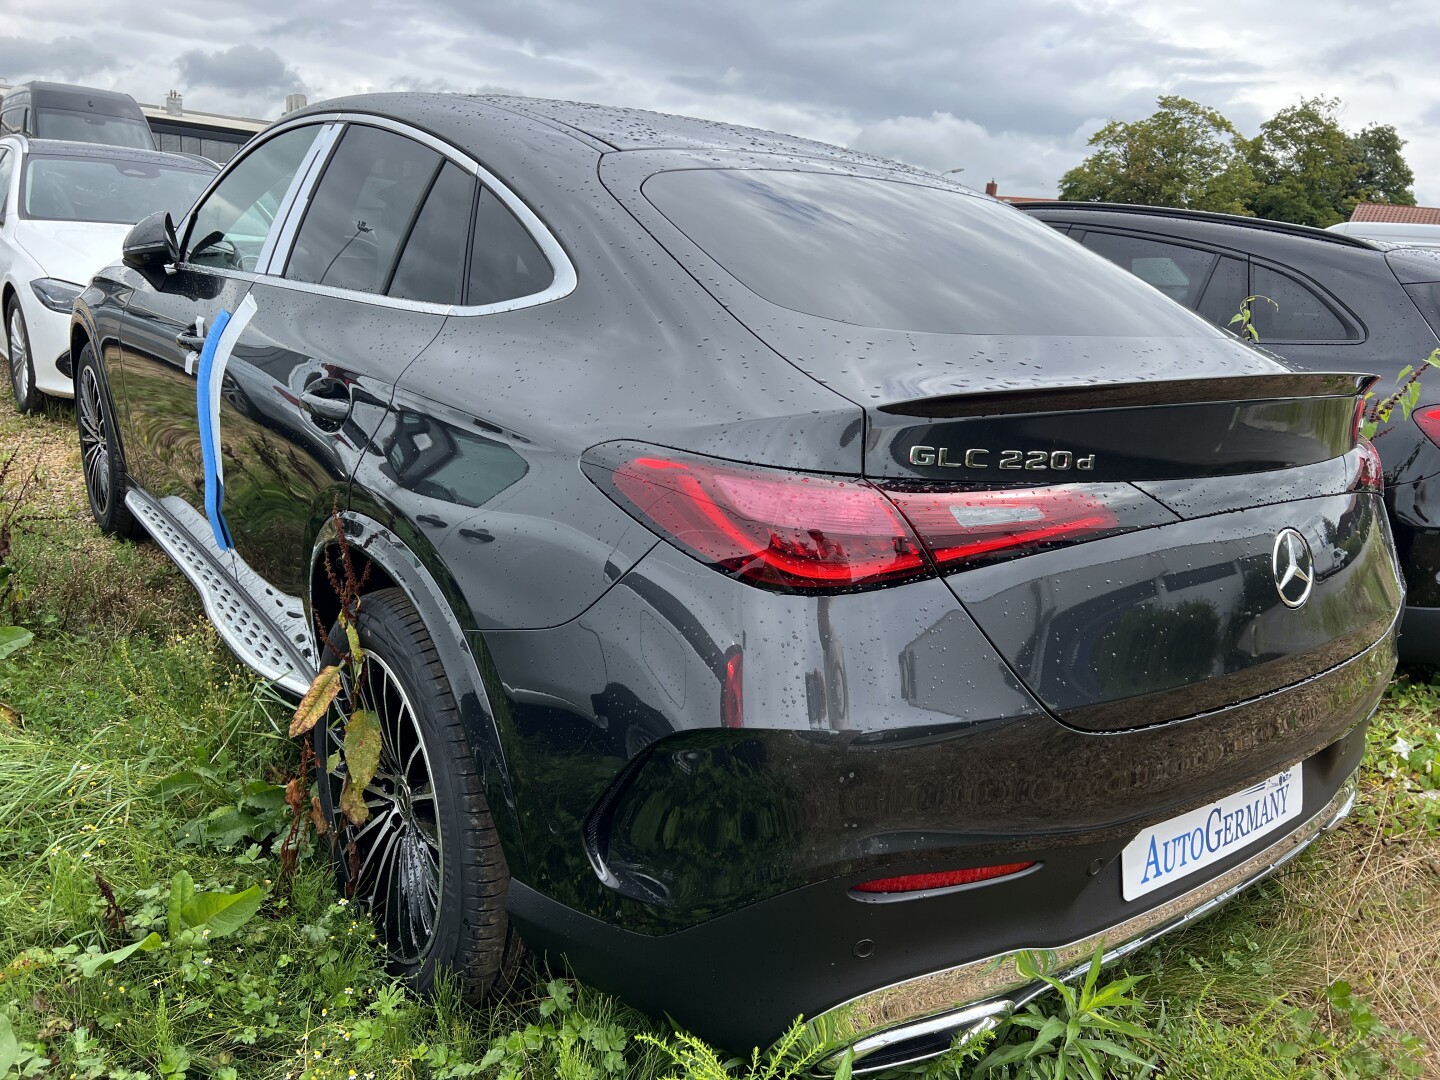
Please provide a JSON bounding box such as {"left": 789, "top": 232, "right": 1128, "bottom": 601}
{"left": 380, "top": 155, "right": 447, "bottom": 298}
{"left": 256, "top": 122, "right": 345, "bottom": 276}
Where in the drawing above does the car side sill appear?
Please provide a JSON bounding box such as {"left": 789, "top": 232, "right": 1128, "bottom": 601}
{"left": 124, "top": 488, "right": 316, "bottom": 696}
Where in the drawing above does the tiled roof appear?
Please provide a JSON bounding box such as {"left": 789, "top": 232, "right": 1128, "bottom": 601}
{"left": 1350, "top": 202, "right": 1440, "bottom": 224}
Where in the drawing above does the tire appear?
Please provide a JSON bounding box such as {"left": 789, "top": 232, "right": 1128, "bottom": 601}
{"left": 75, "top": 342, "right": 143, "bottom": 539}
{"left": 5, "top": 297, "right": 41, "bottom": 414}
{"left": 314, "top": 587, "right": 522, "bottom": 1000}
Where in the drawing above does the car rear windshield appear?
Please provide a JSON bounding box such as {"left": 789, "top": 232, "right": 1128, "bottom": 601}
{"left": 643, "top": 169, "right": 1211, "bottom": 336}
{"left": 22, "top": 155, "right": 212, "bottom": 224}
{"left": 34, "top": 109, "right": 155, "bottom": 150}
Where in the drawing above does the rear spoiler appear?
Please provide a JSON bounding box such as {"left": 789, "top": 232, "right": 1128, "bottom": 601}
{"left": 880, "top": 372, "right": 1375, "bottom": 419}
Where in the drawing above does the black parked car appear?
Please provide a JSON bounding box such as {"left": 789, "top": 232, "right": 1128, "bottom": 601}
{"left": 1020, "top": 202, "right": 1440, "bottom": 664}
{"left": 71, "top": 97, "right": 1401, "bottom": 1072}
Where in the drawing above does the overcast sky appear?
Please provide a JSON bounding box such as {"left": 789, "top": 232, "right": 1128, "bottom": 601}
{"left": 3, "top": 0, "right": 1437, "bottom": 204}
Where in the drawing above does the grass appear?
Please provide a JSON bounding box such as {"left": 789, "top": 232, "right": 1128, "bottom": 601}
{"left": 0, "top": 394, "right": 1435, "bottom": 1078}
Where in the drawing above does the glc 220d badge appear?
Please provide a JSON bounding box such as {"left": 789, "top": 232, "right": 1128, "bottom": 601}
{"left": 907, "top": 446, "right": 1098, "bottom": 470}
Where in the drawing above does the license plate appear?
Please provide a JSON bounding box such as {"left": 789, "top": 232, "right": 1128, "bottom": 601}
{"left": 1121, "top": 765, "right": 1303, "bottom": 901}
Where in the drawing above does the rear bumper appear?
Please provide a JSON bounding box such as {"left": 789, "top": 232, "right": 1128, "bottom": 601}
{"left": 508, "top": 686, "right": 1374, "bottom": 1058}
{"left": 803, "top": 769, "right": 1359, "bottom": 1073}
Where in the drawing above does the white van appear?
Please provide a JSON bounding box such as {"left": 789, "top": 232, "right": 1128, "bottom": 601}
{"left": 1327, "top": 220, "right": 1440, "bottom": 248}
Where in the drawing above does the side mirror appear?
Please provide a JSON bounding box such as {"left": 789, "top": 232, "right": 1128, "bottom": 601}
{"left": 122, "top": 211, "right": 179, "bottom": 270}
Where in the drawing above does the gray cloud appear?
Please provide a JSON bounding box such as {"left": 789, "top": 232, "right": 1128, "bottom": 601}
{"left": 0, "top": 0, "right": 1435, "bottom": 204}
{"left": 0, "top": 34, "right": 117, "bottom": 82}
{"left": 175, "top": 44, "right": 304, "bottom": 96}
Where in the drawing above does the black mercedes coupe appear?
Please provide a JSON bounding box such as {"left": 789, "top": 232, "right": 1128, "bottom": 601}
{"left": 70, "top": 94, "right": 1402, "bottom": 1073}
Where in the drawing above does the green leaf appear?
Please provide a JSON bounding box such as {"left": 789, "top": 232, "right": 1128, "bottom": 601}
{"left": 339, "top": 708, "right": 381, "bottom": 826}
{"left": 168, "top": 870, "right": 194, "bottom": 940}
{"left": 289, "top": 664, "right": 343, "bottom": 738}
{"left": 1075, "top": 1036, "right": 1152, "bottom": 1067}
{"left": 201, "top": 806, "right": 263, "bottom": 849}
{"left": 76, "top": 931, "right": 162, "bottom": 977}
{"left": 0, "top": 626, "right": 33, "bottom": 660}
{"left": 152, "top": 770, "right": 209, "bottom": 800}
{"left": 1028, "top": 1015, "right": 1067, "bottom": 1055}
{"left": 181, "top": 885, "right": 262, "bottom": 938}
{"left": 0, "top": 1013, "right": 19, "bottom": 1076}
{"left": 1081, "top": 944, "right": 1103, "bottom": 1000}
{"left": 241, "top": 780, "right": 288, "bottom": 812}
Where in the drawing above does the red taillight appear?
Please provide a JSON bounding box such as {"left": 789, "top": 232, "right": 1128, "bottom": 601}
{"left": 853, "top": 861, "right": 1036, "bottom": 895}
{"left": 885, "top": 486, "right": 1120, "bottom": 570}
{"left": 607, "top": 456, "right": 929, "bottom": 591}
{"left": 1416, "top": 405, "right": 1440, "bottom": 448}
{"left": 1354, "top": 437, "right": 1384, "bottom": 493}
{"left": 722, "top": 647, "right": 743, "bottom": 728}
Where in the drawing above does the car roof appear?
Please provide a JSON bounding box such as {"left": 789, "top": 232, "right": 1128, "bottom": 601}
{"left": 1018, "top": 200, "right": 1383, "bottom": 252}
{"left": 294, "top": 92, "right": 933, "bottom": 176}
{"left": 10, "top": 136, "right": 215, "bottom": 171}
{"left": 11, "top": 81, "right": 137, "bottom": 102}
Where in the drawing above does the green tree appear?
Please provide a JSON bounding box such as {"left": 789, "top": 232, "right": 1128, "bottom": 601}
{"left": 1347, "top": 122, "right": 1416, "bottom": 206}
{"left": 1246, "top": 96, "right": 1359, "bottom": 227}
{"left": 1058, "top": 96, "right": 1257, "bottom": 213}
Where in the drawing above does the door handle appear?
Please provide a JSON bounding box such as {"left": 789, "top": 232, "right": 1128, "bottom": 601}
{"left": 176, "top": 315, "right": 207, "bottom": 353}
{"left": 299, "top": 380, "right": 353, "bottom": 423}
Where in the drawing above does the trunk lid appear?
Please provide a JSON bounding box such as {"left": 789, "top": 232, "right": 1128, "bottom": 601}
{"left": 870, "top": 369, "right": 1397, "bottom": 733}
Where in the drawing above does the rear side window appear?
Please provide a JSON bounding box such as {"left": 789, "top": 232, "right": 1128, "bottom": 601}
{"left": 643, "top": 169, "right": 1209, "bottom": 336}
{"left": 286, "top": 125, "right": 441, "bottom": 294}
{"left": 1196, "top": 256, "right": 1248, "bottom": 329}
{"left": 387, "top": 162, "right": 474, "bottom": 305}
{"left": 468, "top": 187, "right": 553, "bottom": 306}
{"left": 1248, "top": 264, "right": 1351, "bottom": 342}
{"left": 1080, "top": 231, "right": 1218, "bottom": 308}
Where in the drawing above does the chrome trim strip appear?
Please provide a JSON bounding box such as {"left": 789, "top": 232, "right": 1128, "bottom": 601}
{"left": 256, "top": 122, "right": 344, "bottom": 275}
{"left": 173, "top": 110, "right": 577, "bottom": 318}
{"left": 811, "top": 771, "right": 1360, "bottom": 1074}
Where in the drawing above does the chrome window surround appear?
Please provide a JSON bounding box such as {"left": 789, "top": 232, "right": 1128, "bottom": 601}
{"left": 255, "top": 122, "right": 344, "bottom": 275}
{"left": 174, "top": 111, "right": 577, "bottom": 317}
{"left": 804, "top": 770, "right": 1360, "bottom": 1075}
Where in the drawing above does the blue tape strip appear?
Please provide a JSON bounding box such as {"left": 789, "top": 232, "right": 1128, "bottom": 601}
{"left": 196, "top": 308, "right": 233, "bottom": 551}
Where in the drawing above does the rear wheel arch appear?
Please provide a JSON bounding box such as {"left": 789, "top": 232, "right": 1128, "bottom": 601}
{"left": 308, "top": 510, "right": 527, "bottom": 879}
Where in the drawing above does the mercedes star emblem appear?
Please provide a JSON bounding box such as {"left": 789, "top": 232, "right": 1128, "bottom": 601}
{"left": 1272, "top": 528, "right": 1314, "bottom": 608}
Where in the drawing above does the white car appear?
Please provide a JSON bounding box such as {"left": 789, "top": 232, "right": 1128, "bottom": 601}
{"left": 0, "top": 135, "right": 214, "bottom": 411}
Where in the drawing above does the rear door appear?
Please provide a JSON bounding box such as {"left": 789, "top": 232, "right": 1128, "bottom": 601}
{"left": 214, "top": 121, "right": 467, "bottom": 594}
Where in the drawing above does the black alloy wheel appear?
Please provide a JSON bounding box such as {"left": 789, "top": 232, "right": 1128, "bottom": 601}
{"left": 74, "top": 342, "right": 142, "bottom": 538}
{"left": 5, "top": 299, "right": 40, "bottom": 414}
{"left": 315, "top": 587, "right": 522, "bottom": 998}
